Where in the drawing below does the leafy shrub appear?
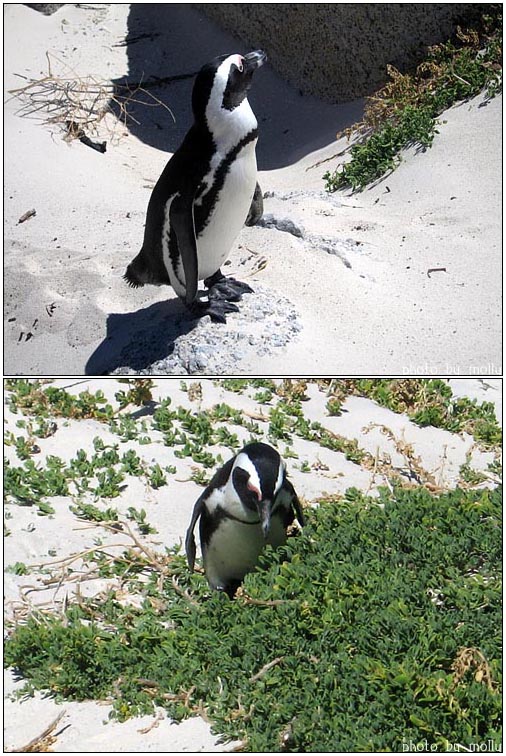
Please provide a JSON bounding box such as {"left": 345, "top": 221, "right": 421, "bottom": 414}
{"left": 326, "top": 379, "right": 501, "bottom": 446}
{"left": 324, "top": 14, "right": 502, "bottom": 191}
{"left": 5, "top": 486, "right": 502, "bottom": 751}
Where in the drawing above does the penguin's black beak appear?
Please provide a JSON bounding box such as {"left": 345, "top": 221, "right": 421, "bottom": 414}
{"left": 258, "top": 500, "right": 271, "bottom": 539}
{"left": 244, "top": 50, "right": 267, "bottom": 72}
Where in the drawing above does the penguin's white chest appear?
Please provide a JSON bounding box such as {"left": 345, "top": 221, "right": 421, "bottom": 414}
{"left": 196, "top": 140, "right": 258, "bottom": 280}
{"left": 203, "top": 514, "right": 286, "bottom": 591}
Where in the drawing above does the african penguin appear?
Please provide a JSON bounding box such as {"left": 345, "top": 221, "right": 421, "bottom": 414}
{"left": 185, "top": 442, "right": 304, "bottom": 598}
{"left": 124, "top": 50, "right": 267, "bottom": 323}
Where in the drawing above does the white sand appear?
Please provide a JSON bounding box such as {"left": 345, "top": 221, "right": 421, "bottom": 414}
{"left": 3, "top": 4, "right": 502, "bottom": 375}
{"left": 3, "top": 378, "right": 502, "bottom": 751}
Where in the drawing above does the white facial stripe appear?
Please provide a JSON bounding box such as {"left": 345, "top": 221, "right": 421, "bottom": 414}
{"left": 274, "top": 460, "right": 285, "bottom": 497}
{"left": 206, "top": 57, "right": 234, "bottom": 124}
{"left": 204, "top": 55, "right": 258, "bottom": 148}
{"left": 231, "top": 453, "right": 285, "bottom": 502}
{"left": 233, "top": 453, "right": 261, "bottom": 495}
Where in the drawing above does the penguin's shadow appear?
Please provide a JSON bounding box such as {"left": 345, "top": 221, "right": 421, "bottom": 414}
{"left": 111, "top": 4, "right": 364, "bottom": 169}
{"left": 84, "top": 298, "right": 197, "bottom": 375}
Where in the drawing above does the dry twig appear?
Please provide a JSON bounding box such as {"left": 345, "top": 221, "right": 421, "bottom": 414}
{"left": 9, "top": 710, "right": 67, "bottom": 752}
{"left": 249, "top": 657, "right": 284, "bottom": 683}
{"left": 362, "top": 423, "right": 447, "bottom": 492}
{"left": 7, "top": 52, "right": 174, "bottom": 144}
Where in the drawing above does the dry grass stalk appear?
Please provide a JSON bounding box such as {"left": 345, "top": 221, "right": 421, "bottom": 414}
{"left": 7, "top": 52, "right": 174, "bottom": 143}
{"left": 235, "top": 587, "right": 297, "bottom": 607}
{"left": 5, "top": 518, "right": 176, "bottom": 630}
{"left": 137, "top": 709, "right": 165, "bottom": 735}
{"left": 9, "top": 710, "right": 66, "bottom": 752}
{"left": 362, "top": 423, "right": 448, "bottom": 492}
{"left": 171, "top": 574, "right": 200, "bottom": 608}
{"left": 249, "top": 656, "right": 284, "bottom": 683}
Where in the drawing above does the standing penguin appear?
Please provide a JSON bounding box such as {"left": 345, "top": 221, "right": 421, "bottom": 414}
{"left": 124, "top": 50, "right": 267, "bottom": 323}
{"left": 185, "top": 442, "right": 304, "bottom": 598}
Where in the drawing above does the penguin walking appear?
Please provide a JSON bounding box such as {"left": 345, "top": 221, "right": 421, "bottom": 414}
{"left": 124, "top": 50, "right": 267, "bottom": 323}
{"left": 185, "top": 442, "right": 304, "bottom": 598}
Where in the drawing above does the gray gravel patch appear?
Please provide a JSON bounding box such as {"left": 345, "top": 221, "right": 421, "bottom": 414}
{"left": 111, "top": 284, "right": 302, "bottom": 375}
{"left": 255, "top": 212, "right": 305, "bottom": 237}
{"left": 263, "top": 189, "right": 344, "bottom": 207}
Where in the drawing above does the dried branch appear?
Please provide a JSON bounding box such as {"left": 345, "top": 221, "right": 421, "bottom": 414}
{"left": 9, "top": 710, "right": 67, "bottom": 752}
{"left": 249, "top": 656, "right": 284, "bottom": 683}
{"left": 7, "top": 52, "right": 175, "bottom": 144}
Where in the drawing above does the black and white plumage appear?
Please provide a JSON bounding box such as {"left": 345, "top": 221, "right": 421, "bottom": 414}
{"left": 185, "top": 442, "right": 304, "bottom": 598}
{"left": 124, "top": 50, "right": 267, "bottom": 323}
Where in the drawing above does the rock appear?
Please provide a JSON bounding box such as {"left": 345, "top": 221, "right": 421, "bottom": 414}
{"left": 111, "top": 283, "right": 302, "bottom": 375}
{"left": 256, "top": 213, "right": 305, "bottom": 238}
{"left": 25, "top": 4, "right": 64, "bottom": 14}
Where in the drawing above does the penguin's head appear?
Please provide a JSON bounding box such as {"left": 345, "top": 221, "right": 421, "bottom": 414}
{"left": 231, "top": 442, "right": 285, "bottom": 538}
{"left": 192, "top": 50, "right": 267, "bottom": 132}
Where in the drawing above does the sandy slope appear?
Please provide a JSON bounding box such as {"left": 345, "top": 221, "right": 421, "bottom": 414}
{"left": 3, "top": 377, "right": 502, "bottom": 751}
{"left": 3, "top": 4, "right": 501, "bottom": 375}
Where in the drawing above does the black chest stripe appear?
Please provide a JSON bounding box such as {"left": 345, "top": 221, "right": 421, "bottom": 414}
{"left": 225, "top": 512, "right": 261, "bottom": 526}
{"left": 193, "top": 128, "right": 258, "bottom": 235}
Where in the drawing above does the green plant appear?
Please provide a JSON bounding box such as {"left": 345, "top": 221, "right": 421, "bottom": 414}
{"left": 4, "top": 486, "right": 501, "bottom": 751}
{"left": 254, "top": 389, "right": 274, "bottom": 404}
{"left": 115, "top": 379, "right": 155, "bottom": 411}
{"left": 6, "top": 562, "right": 30, "bottom": 575}
{"left": 487, "top": 459, "right": 502, "bottom": 479}
{"left": 333, "top": 379, "right": 501, "bottom": 447}
{"left": 152, "top": 398, "right": 176, "bottom": 434}
{"left": 459, "top": 463, "right": 487, "bottom": 486}
{"left": 126, "top": 507, "right": 157, "bottom": 535}
{"left": 325, "top": 105, "right": 436, "bottom": 191}
{"left": 324, "top": 14, "right": 502, "bottom": 191}
{"left": 120, "top": 449, "right": 144, "bottom": 477}
{"left": 70, "top": 502, "right": 120, "bottom": 524}
{"left": 214, "top": 427, "right": 240, "bottom": 449}
{"left": 109, "top": 414, "right": 143, "bottom": 442}
{"left": 219, "top": 379, "right": 277, "bottom": 394}
{"left": 326, "top": 397, "right": 343, "bottom": 416}
{"left": 190, "top": 467, "right": 211, "bottom": 486}
{"left": 4, "top": 456, "right": 69, "bottom": 514}
{"left": 5, "top": 380, "right": 115, "bottom": 421}
{"left": 147, "top": 463, "right": 168, "bottom": 489}
{"left": 4, "top": 433, "right": 40, "bottom": 460}
{"left": 93, "top": 469, "right": 126, "bottom": 499}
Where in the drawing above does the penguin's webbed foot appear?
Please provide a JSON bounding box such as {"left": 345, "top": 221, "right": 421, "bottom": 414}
{"left": 204, "top": 270, "right": 253, "bottom": 303}
{"left": 188, "top": 299, "right": 239, "bottom": 324}
{"left": 207, "top": 277, "right": 254, "bottom": 302}
{"left": 218, "top": 581, "right": 241, "bottom": 600}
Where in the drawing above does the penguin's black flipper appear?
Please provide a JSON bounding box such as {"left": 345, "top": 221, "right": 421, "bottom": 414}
{"left": 245, "top": 182, "right": 263, "bottom": 226}
{"left": 185, "top": 457, "right": 237, "bottom": 571}
{"left": 185, "top": 494, "right": 205, "bottom": 572}
{"left": 170, "top": 192, "right": 198, "bottom": 306}
{"left": 125, "top": 180, "right": 171, "bottom": 287}
{"left": 285, "top": 478, "right": 305, "bottom": 527}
